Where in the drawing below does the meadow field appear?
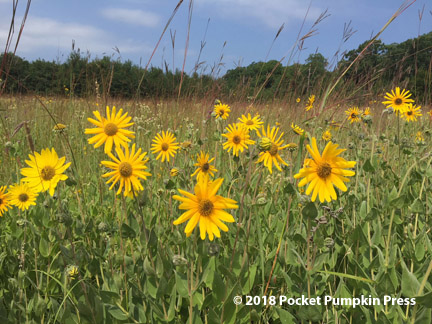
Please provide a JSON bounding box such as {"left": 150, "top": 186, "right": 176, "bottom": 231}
{"left": 0, "top": 90, "right": 431, "bottom": 323}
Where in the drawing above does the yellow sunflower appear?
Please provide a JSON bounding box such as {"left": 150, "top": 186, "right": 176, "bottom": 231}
{"left": 173, "top": 177, "right": 238, "bottom": 240}
{"left": 345, "top": 107, "right": 361, "bottom": 124}
{"left": 101, "top": 144, "right": 151, "bottom": 197}
{"left": 214, "top": 103, "right": 231, "bottom": 119}
{"left": 291, "top": 123, "right": 304, "bottom": 136}
{"left": 322, "top": 129, "right": 332, "bottom": 142}
{"left": 237, "top": 113, "right": 263, "bottom": 131}
{"left": 85, "top": 106, "right": 135, "bottom": 154}
{"left": 256, "top": 125, "right": 289, "bottom": 174}
{"left": 191, "top": 151, "right": 218, "bottom": 181}
{"left": 151, "top": 130, "right": 180, "bottom": 162}
{"left": 222, "top": 123, "right": 255, "bottom": 156}
{"left": 362, "top": 107, "right": 371, "bottom": 116}
{"left": 53, "top": 123, "right": 67, "bottom": 133}
{"left": 401, "top": 104, "right": 422, "bottom": 122}
{"left": 170, "top": 167, "right": 179, "bottom": 177}
{"left": 21, "top": 148, "right": 71, "bottom": 196}
{"left": 8, "top": 182, "right": 38, "bottom": 211}
{"left": 415, "top": 131, "right": 425, "bottom": 143}
{"left": 382, "top": 87, "right": 414, "bottom": 114}
{"left": 0, "top": 186, "right": 11, "bottom": 216}
{"left": 296, "top": 97, "right": 301, "bottom": 103}
{"left": 305, "top": 95, "right": 315, "bottom": 111}
{"left": 294, "top": 137, "right": 356, "bottom": 203}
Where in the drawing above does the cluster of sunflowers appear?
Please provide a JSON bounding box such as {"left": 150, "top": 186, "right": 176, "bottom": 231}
{"left": 1, "top": 87, "right": 420, "bottom": 241}
{"left": 0, "top": 148, "right": 71, "bottom": 215}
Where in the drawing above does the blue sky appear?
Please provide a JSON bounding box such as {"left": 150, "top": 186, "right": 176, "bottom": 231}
{"left": 0, "top": 0, "right": 431, "bottom": 76}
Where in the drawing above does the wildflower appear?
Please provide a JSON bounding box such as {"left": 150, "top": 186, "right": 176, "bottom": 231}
{"left": 258, "top": 137, "right": 273, "bottom": 152}
{"left": 362, "top": 107, "right": 371, "bottom": 116}
{"left": 294, "top": 138, "right": 356, "bottom": 203}
{"left": 286, "top": 143, "right": 298, "bottom": 152}
{"left": 151, "top": 131, "right": 180, "bottom": 162}
{"left": 191, "top": 151, "right": 217, "bottom": 181}
{"left": 53, "top": 123, "right": 67, "bottom": 133}
{"left": 322, "top": 129, "right": 332, "bottom": 142}
{"left": 173, "top": 177, "right": 238, "bottom": 240}
{"left": 382, "top": 87, "right": 414, "bottom": 114}
{"left": 85, "top": 106, "right": 135, "bottom": 154}
{"left": 237, "top": 113, "right": 263, "bottom": 131}
{"left": 305, "top": 95, "right": 315, "bottom": 111}
{"left": 21, "top": 148, "right": 71, "bottom": 196}
{"left": 8, "top": 182, "right": 38, "bottom": 211}
{"left": 0, "top": 186, "right": 11, "bottom": 216}
{"left": 291, "top": 123, "right": 304, "bottom": 136}
{"left": 222, "top": 123, "right": 255, "bottom": 156}
{"left": 181, "top": 141, "right": 192, "bottom": 149}
{"left": 345, "top": 107, "right": 361, "bottom": 124}
{"left": 67, "top": 265, "right": 79, "bottom": 279}
{"left": 214, "top": 103, "right": 231, "bottom": 120}
{"left": 256, "top": 125, "right": 289, "bottom": 173}
{"left": 415, "top": 131, "right": 425, "bottom": 143}
{"left": 101, "top": 144, "right": 151, "bottom": 197}
{"left": 170, "top": 168, "right": 179, "bottom": 177}
{"left": 401, "top": 104, "right": 422, "bottom": 122}
{"left": 296, "top": 97, "right": 301, "bottom": 103}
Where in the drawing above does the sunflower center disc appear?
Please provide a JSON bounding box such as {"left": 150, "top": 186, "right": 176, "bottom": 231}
{"left": 161, "top": 143, "right": 169, "bottom": 151}
{"left": 219, "top": 110, "right": 225, "bottom": 117}
{"left": 395, "top": 98, "right": 403, "bottom": 105}
{"left": 199, "top": 199, "right": 214, "bottom": 217}
{"left": 0, "top": 198, "right": 3, "bottom": 204}
{"left": 351, "top": 113, "right": 356, "bottom": 119}
{"left": 104, "top": 122, "right": 118, "bottom": 136}
{"left": 119, "top": 162, "right": 133, "bottom": 177}
{"left": 246, "top": 120, "right": 254, "bottom": 125}
{"left": 18, "top": 193, "right": 29, "bottom": 202}
{"left": 233, "top": 135, "right": 241, "bottom": 144}
{"left": 41, "top": 166, "right": 56, "bottom": 181}
{"left": 269, "top": 144, "right": 279, "bottom": 156}
{"left": 317, "top": 162, "right": 332, "bottom": 179}
{"left": 407, "top": 111, "right": 413, "bottom": 115}
{"left": 202, "top": 163, "right": 210, "bottom": 172}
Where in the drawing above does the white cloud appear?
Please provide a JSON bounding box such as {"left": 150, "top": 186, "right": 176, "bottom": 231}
{"left": 195, "top": 0, "right": 323, "bottom": 28}
{"left": 101, "top": 8, "right": 160, "bottom": 27}
{"left": 0, "top": 16, "right": 153, "bottom": 57}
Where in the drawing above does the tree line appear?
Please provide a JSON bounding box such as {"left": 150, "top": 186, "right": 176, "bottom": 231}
{"left": 0, "top": 31, "right": 431, "bottom": 103}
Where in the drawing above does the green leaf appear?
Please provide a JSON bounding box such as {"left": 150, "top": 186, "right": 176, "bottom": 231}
{"left": 390, "top": 194, "right": 405, "bottom": 209}
{"left": 416, "top": 291, "right": 432, "bottom": 308}
{"left": 165, "top": 179, "right": 175, "bottom": 190}
{"left": 108, "top": 307, "right": 128, "bottom": 320}
{"left": 39, "top": 237, "right": 50, "bottom": 258}
{"left": 242, "top": 263, "right": 257, "bottom": 295}
{"left": 401, "top": 262, "right": 420, "bottom": 298}
{"left": 120, "top": 223, "right": 136, "bottom": 239}
{"left": 212, "top": 272, "right": 225, "bottom": 304}
{"left": 297, "top": 304, "right": 323, "bottom": 322}
{"left": 275, "top": 307, "right": 295, "bottom": 324}
{"left": 359, "top": 200, "right": 367, "bottom": 219}
{"left": 65, "top": 178, "right": 77, "bottom": 186}
{"left": 410, "top": 198, "right": 425, "bottom": 213}
{"left": 283, "top": 183, "right": 296, "bottom": 195}
{"left": 363, "top": 159, "right": 375, "bottom": 172}
{"left": 302, "top": 202, "right": 317, "bottom": 220}
{"left": 175, "top": 271, "right": 189, "bottom": 298}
